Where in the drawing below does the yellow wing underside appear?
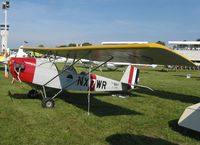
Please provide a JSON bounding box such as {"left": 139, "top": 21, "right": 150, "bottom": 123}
{"left": 22, "top": 43, "right": 195, "bottom": 66}
{"left": 0, "top": 55, "right": 5, "bottom": 63}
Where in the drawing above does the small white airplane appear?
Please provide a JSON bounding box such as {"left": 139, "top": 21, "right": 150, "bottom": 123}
{"left": 9, "top": 43, "right": 194, "bottom": 109}
{"left": 0, "top": 47, "right": 29, "bottom": 78}
{"left": 178, "top": 103, "right": 200, "bottom": 132}
{"left": 15, "top": 47, "right": 28, "bottom": 58}
{"left": 0, "top": 47, "right": 28, "bottom": 63}
{"left": 91, "top": 61, "right": 158, "bottom": 71}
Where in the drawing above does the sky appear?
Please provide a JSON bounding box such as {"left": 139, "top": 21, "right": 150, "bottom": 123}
{"left": 1, "top": 0, "right": 200, "bottom": 48}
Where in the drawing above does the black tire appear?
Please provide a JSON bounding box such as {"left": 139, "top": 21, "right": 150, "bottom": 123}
{"left": 27, "top": 89, "right": 40, "bottom": 99}
{"left": 42, "top": 98, "right": 55, "bottom": 108}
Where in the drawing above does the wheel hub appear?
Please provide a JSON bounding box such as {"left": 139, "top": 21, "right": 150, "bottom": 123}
{"left": 46, "top": 101, "right": 53, "bottom": 108}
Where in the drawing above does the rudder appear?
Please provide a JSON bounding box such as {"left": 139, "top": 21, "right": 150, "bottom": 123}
{"left": 120, "top": 65, "right": 139, "bottom": 89}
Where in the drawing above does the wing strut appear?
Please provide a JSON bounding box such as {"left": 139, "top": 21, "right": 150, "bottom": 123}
{"left": 41, "top": 55, "right": 114, "bottom": 110}
{"left": 41, "top": 52, "right": 91, "bottom": 100}
{"left": 61, "top": 56, "right": 113, "bottom": 114}
{"left": 59, "top": 56, "right": 113, "bottom": 91}
{"left": 87, "top": 67, "right": 91, "bottom": 115}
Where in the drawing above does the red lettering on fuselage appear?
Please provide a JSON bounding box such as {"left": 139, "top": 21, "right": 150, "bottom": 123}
{"left": 90, "top": 74, "right": 96, "bottom": 91}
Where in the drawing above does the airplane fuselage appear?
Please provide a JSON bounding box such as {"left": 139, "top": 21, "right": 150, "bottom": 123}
{"left": 10, "top": 58, "right": 136, "bottom": 92}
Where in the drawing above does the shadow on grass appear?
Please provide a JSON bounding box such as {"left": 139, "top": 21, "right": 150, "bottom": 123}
{"left": 8, "top": 90, "right": 142, "bottom": 117}
{"left": 168, "top": 119, "right": 200, "bottom": 141}
{"left": 106, "top": 133, "right": 178, "bottom": 145}
{"left": 0, "top": 66, "right": 5, "bottom": 71}
{"left": 135, "top": 89, "right": 200, "bottom": 104}
{"left": 8, "top": 91, "right": 42, "bottom": 100}
{"left": 59, "top": 91, "right": 142, "bottom": 117}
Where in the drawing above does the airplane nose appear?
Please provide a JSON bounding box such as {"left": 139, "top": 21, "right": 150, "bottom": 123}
{"left": 10, "top": 57, "right": 36, "bottom": 83}
{"left": 14, "top": 63, "right": 25, "bottom": 72}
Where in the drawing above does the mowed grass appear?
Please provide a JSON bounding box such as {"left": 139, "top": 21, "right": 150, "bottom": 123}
{"left": 0, "top": 65, "right": 200, "bottom": 145}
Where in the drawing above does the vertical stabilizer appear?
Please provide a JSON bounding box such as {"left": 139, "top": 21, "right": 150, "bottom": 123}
{"left": 16, "top": 48, "right": 27, "bottom": 57}
{"left": 120, "top": 65, "right": 139, "bottom": 89}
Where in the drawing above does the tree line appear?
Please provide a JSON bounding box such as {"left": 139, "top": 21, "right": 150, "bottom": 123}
{"left": 38, "top": 42, "right": 92, "bottom": 48}
{"left": 37, "top": 39, "right": 200, "bottom": 47}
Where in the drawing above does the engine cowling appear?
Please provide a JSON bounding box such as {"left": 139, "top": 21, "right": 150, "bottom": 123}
{"left": 10, "top": 57, "right": 36, "bottom": 83}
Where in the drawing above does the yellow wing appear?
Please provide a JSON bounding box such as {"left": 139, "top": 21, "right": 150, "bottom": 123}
{"left": 0, "top": 55, "right": 5, "bottom": 63}
{"left": 22, "top": 43, "right": 195, "bottom": 66}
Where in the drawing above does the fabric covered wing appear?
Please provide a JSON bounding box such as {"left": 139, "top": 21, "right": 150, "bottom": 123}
{"left": 22, "top": 43, "right": 195, "bottom": 66}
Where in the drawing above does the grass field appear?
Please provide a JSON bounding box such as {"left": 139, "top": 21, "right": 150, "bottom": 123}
{"left": 0, "top": 65, "right": 200, "bottom": 145}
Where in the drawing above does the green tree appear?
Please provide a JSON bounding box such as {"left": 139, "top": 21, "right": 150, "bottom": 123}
{"left": 156, "top": 41, "right": 165, "bottom": 46}
{"left": 38, "top": 44, "right": 44, "bottom": 47}
{"left": 82, "top": 42, "right": 92, "bottom": 46}
{"left": 58, "top": 45, "right": 68, "bottom": 47}
{"left": 68, "top": 43, "right": 77, "bottom": 47}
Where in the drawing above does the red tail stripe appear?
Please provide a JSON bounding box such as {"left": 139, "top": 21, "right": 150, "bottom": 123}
{"left": 128, "top": 65, "right": 134, "bottom": 87}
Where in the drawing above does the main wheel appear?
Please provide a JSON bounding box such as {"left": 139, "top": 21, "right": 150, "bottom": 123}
{"left": 27, "top": 89, "right": 40, "bottom": 98}
{"left": 42, "top": 98, "right": 55, "bottom": 108}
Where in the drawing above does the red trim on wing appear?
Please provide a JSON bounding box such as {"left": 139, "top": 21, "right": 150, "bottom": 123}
{"left": 128, "top": 65, "right": 134, "bottom": 87}
{"left": 90, "top": 74, "right": 96, "bottom": 91}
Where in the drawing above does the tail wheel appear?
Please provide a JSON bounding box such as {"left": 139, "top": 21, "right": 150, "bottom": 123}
{"left": 42, "top": 98, "right": 55, "bottom": 108}
{"left": 27, "top": 89, "right": 40, "bottom": 98}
